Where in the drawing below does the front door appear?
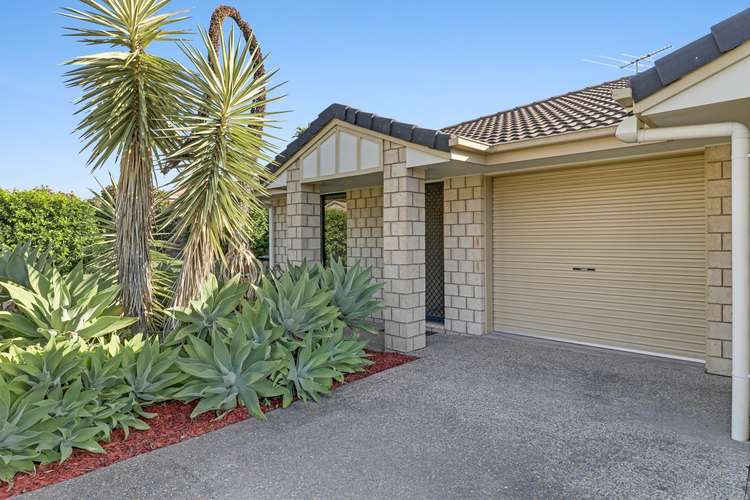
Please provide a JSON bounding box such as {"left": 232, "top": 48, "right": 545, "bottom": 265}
{"left": 425, "top": 182, "right": 444, "bottom": 322}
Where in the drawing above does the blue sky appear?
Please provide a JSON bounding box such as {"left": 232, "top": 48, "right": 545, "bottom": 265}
{"left": 0, "top": 1, "right": 747, "bottom": 196}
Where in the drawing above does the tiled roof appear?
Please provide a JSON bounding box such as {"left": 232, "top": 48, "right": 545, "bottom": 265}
{"left": 630, "top": 7, "right": 750, "bottom": 102}
{"left": 269, "top": 104, "right": 450, "bottom": 172}
{"left": 440, "top": 79, "right": 630, "bottom": 146}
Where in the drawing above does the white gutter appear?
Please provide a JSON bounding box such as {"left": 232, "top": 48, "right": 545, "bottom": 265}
{"left": 616, "top": 116, "right": 750, "bottom": 441}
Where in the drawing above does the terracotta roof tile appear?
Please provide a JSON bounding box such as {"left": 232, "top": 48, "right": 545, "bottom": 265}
{"left": 440, "top": 78, "right": 630, "bottom": 146}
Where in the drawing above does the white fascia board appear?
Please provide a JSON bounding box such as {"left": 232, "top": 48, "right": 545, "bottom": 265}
{"left": 267, "top": 170, "right": 287, "bottom": 189}
{"left": 405, "top": 147, "right": 449, "bottom": 168}
{"left": 645, "top": 54, "right": 750, "bottom": 116}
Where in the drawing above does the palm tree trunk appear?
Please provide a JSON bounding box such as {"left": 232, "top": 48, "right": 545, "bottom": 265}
{"left": 172, "top": 227, "right": 214, "bottom": 309}
{"left": 116, "top": 138, "right": 154, "bottom": 330}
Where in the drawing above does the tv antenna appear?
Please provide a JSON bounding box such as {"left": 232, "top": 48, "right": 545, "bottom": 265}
{"left": 583, "top": 44, "right": 672, "bottom": 73}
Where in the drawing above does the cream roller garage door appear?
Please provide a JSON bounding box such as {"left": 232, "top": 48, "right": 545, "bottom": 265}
{"left": 492, "top": 155, "right": 706, "bottom": 360}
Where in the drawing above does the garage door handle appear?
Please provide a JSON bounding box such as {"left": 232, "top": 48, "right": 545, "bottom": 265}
{"left": 572, "top": 267, "right": 596, "bottom": 272}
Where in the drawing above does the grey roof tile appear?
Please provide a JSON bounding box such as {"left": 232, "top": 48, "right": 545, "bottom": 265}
{"left": 654, "top": 34, "right": 721, "bottom": 86}
{"left": 631, "top": 7, "right": 750, "bottom": 102}
{"left": 713, "top": 7, "right": 750, "bottom": 51}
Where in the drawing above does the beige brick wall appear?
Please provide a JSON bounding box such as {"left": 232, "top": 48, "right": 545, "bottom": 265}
{"left": 443, "top": 176, "right": 487, "bottom": 335}
{"left": 285, "top": 162, "right": 321, "bottom": 264}
{"left": 347, "top": 186, "right": 384, "bottom": 319}
{"left": 271, "top": 195, "right": 287, "bottom": 268}
{"left": 382, "top": 142, "right": 426, "bottom": 352}
{"left": 705, "top": 143, "right": 732, "bottom": 376}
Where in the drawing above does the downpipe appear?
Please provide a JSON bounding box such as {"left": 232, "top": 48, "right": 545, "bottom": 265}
{"left": 616, "top": 116, "right": 750, "bottom": 441}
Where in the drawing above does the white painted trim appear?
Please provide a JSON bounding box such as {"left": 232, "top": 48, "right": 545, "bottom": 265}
{"left": 273, "top": 119, "right": 451, "bottom": 175}
{"left": 405, "top": 147, "right": 448, "bottom": 167}
{"left": 484, "top": 146, "right": 705, "bottom": 178}
{"left": 493, "top": 330, "right": 705, "bottom": 364}
{"left": 303, "top": 166, "right": 382, "bottom": 184}
{"left": 635, "top": 39, "right": 750, "bottom": 115}
{"left": 644, "top": 54, "right": 750, "bottom": 117}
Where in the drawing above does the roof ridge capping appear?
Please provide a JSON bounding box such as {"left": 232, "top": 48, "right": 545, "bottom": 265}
{"left": 630, "top": 7, "right": 750, "bottom": 102}
{"left": 268, "top": 104, "right": 451, "bottom": 172}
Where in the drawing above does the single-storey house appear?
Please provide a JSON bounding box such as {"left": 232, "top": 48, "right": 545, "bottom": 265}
{"left": 266, "top": 8, "right": 750, "bottom": 440}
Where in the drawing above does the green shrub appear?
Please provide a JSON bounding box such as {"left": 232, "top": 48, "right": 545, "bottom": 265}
{"left": 248, "top": 207, "right": 269, "bottom": 258}
{"left": 0, "top": 188, "right": 99, "bottom": 271}
{"left": 324, "top": 208, "right": 346, "bottom": 266}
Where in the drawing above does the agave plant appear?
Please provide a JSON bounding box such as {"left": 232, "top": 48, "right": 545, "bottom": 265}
{"left": 282, "top": 260, "right": 324, "bottom": 282}
{"left": 0, "top": 338, "right": 82, "bottom": 394}
{"left": 280, "top": 331, "right": 338, "bottom": 406}
{"left": 165, "top": 25, "right": 279, "bottom": 307}
{"left": 258, "top": 271, "right": 341, "bottom": 339}
{"left": 175, "top": 330, "right": 284, "bottom": 418}
{"left": 0, "top": 263, "right": 137, "bottom": 345}
{"left": 279, "top": 325, "right": 371, "bottom": 407}
{"left": 326, "top": 328, "right": 372, "bottom": 377}
{"left": 166, "top": 274, "right": 248, "bottom": 343}
{"left": 121, "top": 337, "right": 187, "bottom": 402}
{"left": 223, "top": 299, "right": 284, "bottom": 347}
{"left": 0, "top": 242, "right": 51, "bottom": 303}
{"left": 80, "top": 341, "right": 129, "bottom": 398}
{"left": 63, "top": 0, "right": 187, "bottom": 328}
{"left": 44, "top": 417, "right": 108, "bottom": 463}
{"left": 46, "top": 380, "right": 98, "bottom": 420}
{"left": 0, "top": 382, "right": 59, "bottom": 482}
{"left": 320, "top": 259, "right": 383, "bottom": 333}
{"left": 90, "top": 395, "right": 152, "bottom": 439}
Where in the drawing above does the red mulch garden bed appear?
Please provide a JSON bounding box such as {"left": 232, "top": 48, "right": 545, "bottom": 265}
{"left": 3, "top": 350, "right": 416, "bottom": 498}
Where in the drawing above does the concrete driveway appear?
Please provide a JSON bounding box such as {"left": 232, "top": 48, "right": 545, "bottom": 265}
{"left": 25, "top": 334, "right": 750, "bottom": 499}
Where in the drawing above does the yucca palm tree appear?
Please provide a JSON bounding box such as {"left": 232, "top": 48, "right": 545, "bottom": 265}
{"left": 88, "top": 178, "right": 181, "bottom": 330}
{"left": 166, "top": 26, "right": 279, "bottom": 308}
{"left": 63, "top": 0, "right": 186, "bottom": 329}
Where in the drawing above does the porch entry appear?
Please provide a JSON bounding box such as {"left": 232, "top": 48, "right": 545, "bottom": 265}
{"left": 320, "top": 192, "right": 347, "bottom": 266}
{"left": 425, "top": 181, "right": 445, "bottom": 322}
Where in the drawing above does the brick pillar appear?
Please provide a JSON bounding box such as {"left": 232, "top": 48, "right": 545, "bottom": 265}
{"left": 286, "top": 162, "right": 321, "bottom": 265}
{"left": 271, "top": 195, "right": 287, "bottom": 268}
{"left": 706, "top": 144, "right": 733, "bottom": 376}
{"left": 443, "top": 175, "right": 487, "bottom": 335}
{"left": 382, "top": 142, "right": 426, "bottom": 352}
{"left": 347, "top": 187, "right": 384, "bottom": 320}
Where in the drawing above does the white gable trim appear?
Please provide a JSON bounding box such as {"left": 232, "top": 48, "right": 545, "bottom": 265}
{"left": 269, "top": 119, "right": 453, "bottom": 186}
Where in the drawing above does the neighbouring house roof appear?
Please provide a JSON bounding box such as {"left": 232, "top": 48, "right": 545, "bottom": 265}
{"left": 269, "top": 103, "right": 451, "bottom": 173}
{"left": 440, "top": 79, "right": 630, "bottom": 146}
{"left": 630, "top": 7, "right": 750, "bottom": 102}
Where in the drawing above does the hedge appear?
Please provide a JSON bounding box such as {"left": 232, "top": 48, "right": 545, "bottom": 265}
{"left": 324, "top": 208, "right": 346, "bottom": 266}
{"left": 0, "top": 188, "right": 100, "bottom": 270}
{"left": 248, "top": 207, "right": 269, "bottom": 257}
